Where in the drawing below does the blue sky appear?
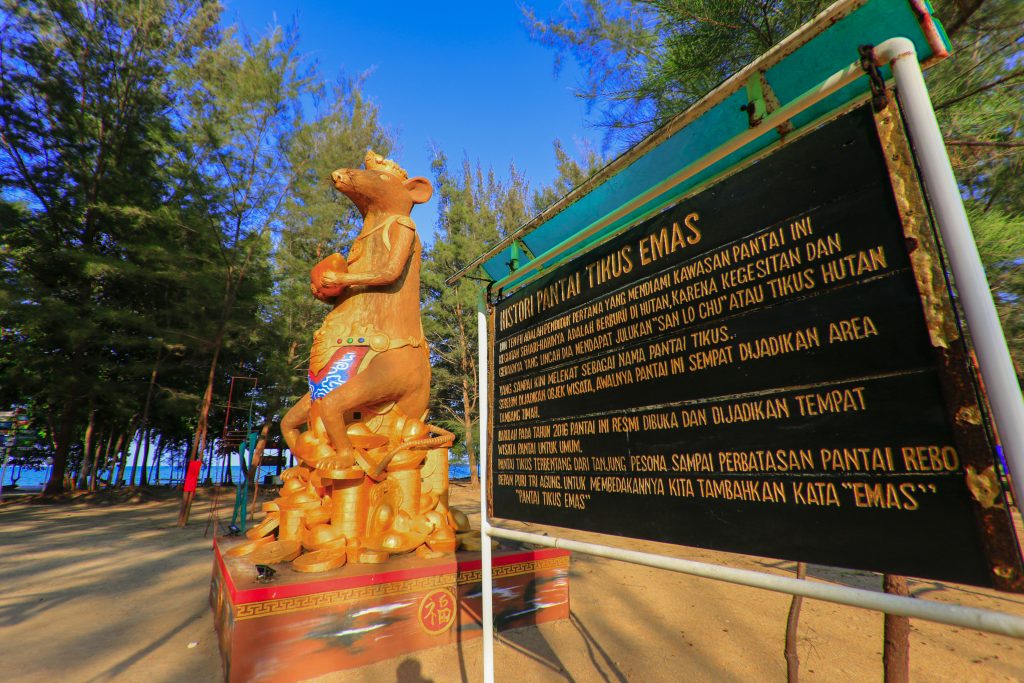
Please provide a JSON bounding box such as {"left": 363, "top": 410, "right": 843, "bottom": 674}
{"left": 221, "top": 1, "right": 598, "bottom": 242}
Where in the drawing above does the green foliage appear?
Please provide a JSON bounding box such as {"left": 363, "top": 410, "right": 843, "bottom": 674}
{"left": 0, "top": 0, "right": 223, "bottom": 491}
{"left": 421, "top": 152, "right": 530, "bottom": 480}
{"left": 928, "top": 0, "right": 1024, "bottom": 375}
{"left": 523, "top": 0, "right": 828, "bottom": 146}
{"left": 524, "top": 0, "right": 1024, "bottom": 372}
{"left": 270, "top": 78, "right": 393, "bottom": 405}
{"left": 532, "top": 139, "right": 605, "bottom": 213}
{"left": 420, "top": 142, "right": 602, "bottom": 481}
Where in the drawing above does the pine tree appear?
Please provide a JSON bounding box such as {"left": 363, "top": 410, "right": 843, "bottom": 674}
{"left": 0, "top": 0, "right": 221, "bottom": 494}
{"left": 523, "top": 0, "right": 1024, "bottom": 366}
{"left": 245, "top": 77, "right": 394, "bottom": 481}
{"left": 421, "top": 153, "right": 530, "bottom": 484}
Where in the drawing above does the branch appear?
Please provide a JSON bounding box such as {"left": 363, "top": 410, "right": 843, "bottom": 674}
{"left": 945, "top": 139, "right": 1024, "bottom": 148}
{"left": 935, "top": 67, "right": 1024, "bottom": 111}
{"left": 944, "top": 0, "right": 986, "bottom": 38}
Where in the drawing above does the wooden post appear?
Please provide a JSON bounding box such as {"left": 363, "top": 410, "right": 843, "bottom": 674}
{"left": 883, "top": 574, "right": 910, "bottom": 683}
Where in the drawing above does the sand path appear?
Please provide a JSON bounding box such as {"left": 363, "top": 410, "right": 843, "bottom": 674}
{"left": 2, "top": 484, "right": 1023, "bottom": 682}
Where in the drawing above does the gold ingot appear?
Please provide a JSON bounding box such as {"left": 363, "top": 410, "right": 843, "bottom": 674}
{"left": 391, "top": 510, "right": 411, "bottom": 533}
{"left": 293, "top": 549, "right": 347, "bottom": 573}
{"left": 303, "top": 523, "right": 343, "bottom": 550}
{"left": 387, "top": 449, "right": 425, "bottom": 471}
{"left": 316, "top": 535, "right": 349, "bottom": 552}
{"left": 370, "top": 503, "right": 394, "bottom": 537}
{"left": 249, "top": 539, "right": 302, "bottom": 564}
{"left": 448, "top": 508, "right": 471, "bottom": 532}
{"left": 420, "top": 491, "right": 438, "bottom": 512}
{"left": 350, "top": 433, "right": 388, "bottom": 450}
{"left": 427, "top": 537, "right": 457, "bottom": 554}
{"left": 423, "top": 510, "right": 445, "bottom": 532}
{"left": 410, "top": 515, "right": 433, "bottom": 535}
{"left": 415, "top": 545, "right": 446, "bottom": 560}
{"left": 295, "top": 432, "right": 319, "bottom": 457}
{"left": 318, "top": 463, "right": 364, "bottom": 480}
{"left": 282, "top": 477, "right": 306, "bottom": 495}
{"left": 278, "top": 491, "right": 321, "bottom": 511}
{"left": 402, "top": 418, "right": 428, "bottom": 440}
{"left": 347, "top": 422, "right": 389, "bottom": 450}
{"left": 370, "top": 531, "right": 427, "bottom": 554}
{"left": 381, "top": 532, "right": 405, "bottom": 550}
{"left": 281, "top": 465, "right": 310, "bottom": 481}
{"left": 246, "top": 513, "right": 279, "bottom": 540}
{"left": 427, "top": 525, "right": 456, "bottom": 554}
{"left": 225, "top": 535, "right": 274, "bottom": 557}
{"left": 278, "top": 509, "right": 306, "bottom": 541}
{"left": 358, "top": 549, "right": 390, "bottom": 564}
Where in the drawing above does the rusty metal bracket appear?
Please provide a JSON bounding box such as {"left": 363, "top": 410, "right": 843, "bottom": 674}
{"left": 859, "top": 44, "right": 889, "bottom": 111}
{"left": 741, "top": 72, "right": 794, "bottom": 135}
{"left": 739, "top": 75, "right": 768, "bottom": 127}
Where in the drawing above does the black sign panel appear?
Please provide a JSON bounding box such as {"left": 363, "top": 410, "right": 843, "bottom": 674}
{"left": 489, "top": 104, "right": 1024, "bottom": 591}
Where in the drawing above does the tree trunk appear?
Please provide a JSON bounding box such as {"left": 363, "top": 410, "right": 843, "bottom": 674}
{"left": 139, "top": 428, "right": 153, "bottom": 487}
{"left": 109, "top": 430, "right": 127, "bottom": 489}
{"left": 461, "top": 377, "right": 479, "bottom": 486}
{"left": 784, "top": 562, "right": 807, "bottom": 682}
{"left": 224, "top": 447, "right": 233, "bottom": 484}
{"left": 116, "top": 423, "right": 136, "bottom": 487}
{"left": 43, "top": 399, "right": 77, "bottom": 495}
{"left": 129, "top": 428, "right": 144, "bottom": 487}
{"left": 76, "top": 403, "right": 97, "bottom": 490}
{"left": 92, "top": 429, "right": 114, "bottom": 491}
{"left": 177, "top": 321, "right": 227, "bottom": 526}
{"left": 883, "top": 575, "right": 910, "bottom": 683}
{"left": 152, "top": 433, "right": 166, "bottom": 486}
{"left": 454, "top": 299, "right": 479, "bottom": 486}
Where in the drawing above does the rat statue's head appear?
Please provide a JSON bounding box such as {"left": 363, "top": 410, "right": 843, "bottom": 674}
{"left": 330, "top": 151, "right": 432, "bottom": 218}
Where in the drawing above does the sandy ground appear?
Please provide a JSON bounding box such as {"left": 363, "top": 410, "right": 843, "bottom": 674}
{"left": 2, "top": 483, "right": 1024, "bottom": 682}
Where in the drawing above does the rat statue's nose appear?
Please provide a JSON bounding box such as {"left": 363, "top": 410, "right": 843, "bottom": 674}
{"left": 331, "top": 169, "right": 349, "bottom": 184}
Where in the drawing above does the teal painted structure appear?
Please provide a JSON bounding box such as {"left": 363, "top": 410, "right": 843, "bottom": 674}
{"left": 478, "top": 0, "right": 950, "bottom": 293}
{"left": 230, "top": 432, "right": 260, "bottom": 532}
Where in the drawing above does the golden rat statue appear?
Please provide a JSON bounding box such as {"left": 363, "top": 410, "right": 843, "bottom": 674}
{"left": 234, "top": 151, "right": 471, "bottom": 572}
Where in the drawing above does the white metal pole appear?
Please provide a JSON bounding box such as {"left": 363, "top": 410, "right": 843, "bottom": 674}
{"left": 477, "top": 301, "right": 495, "bottom": 683}
{"left": 877, "top": 38, "right": 1024, "bottom": 515}
{"left": 488, "top": 526, "right": 1024, "bottom": 638}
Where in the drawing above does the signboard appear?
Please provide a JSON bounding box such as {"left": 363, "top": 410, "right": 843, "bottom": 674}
{"left": 488, "top": 103, "right": 1024, "bottom": 591}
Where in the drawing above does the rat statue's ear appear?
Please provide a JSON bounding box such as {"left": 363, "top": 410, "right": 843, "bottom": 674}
{"left": 404, "top": 176, "right": 433, "bottom": 205}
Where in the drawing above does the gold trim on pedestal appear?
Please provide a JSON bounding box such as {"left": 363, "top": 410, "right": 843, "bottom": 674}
{"left": 232, "top": 555, "right": 569, "bottom": 620}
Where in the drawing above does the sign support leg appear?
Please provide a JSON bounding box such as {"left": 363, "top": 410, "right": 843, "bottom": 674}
{"left": 478, "top": 302, "right": 495, "bottom": 683}
{"left": 881, "top": 38, "right": 1024, "bottom": 515}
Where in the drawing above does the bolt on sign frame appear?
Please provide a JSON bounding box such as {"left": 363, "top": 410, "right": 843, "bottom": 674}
{"left": 446, "top": 1, "right": 1024, "bottom": 679}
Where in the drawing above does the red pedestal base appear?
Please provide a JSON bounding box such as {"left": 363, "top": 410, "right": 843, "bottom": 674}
{"left": 210, "top": 538, "right": 570, "bottom": 682}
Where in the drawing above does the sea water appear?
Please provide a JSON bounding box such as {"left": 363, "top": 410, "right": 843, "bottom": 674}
{"left": 2, "top": 462, "right": 474, "bottom": 491}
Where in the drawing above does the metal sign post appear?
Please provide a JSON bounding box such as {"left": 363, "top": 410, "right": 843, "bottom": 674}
{"left": 478, "top": 302, "right": 496, "bottom": 683}
{"left": 475, "top": 35, "right": 1024, "bottom": 683}
{"left": 883, "top": 39, "right": 1024, "bottom": 513}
